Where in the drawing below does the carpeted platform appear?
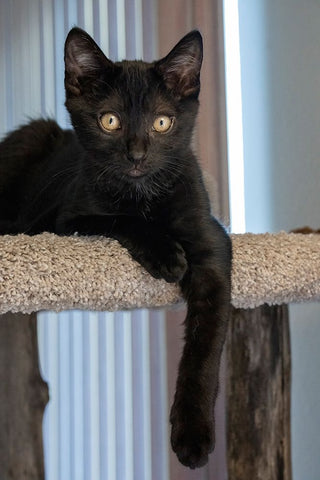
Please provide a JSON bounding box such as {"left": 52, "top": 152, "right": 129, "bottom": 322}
{"left": 0, "top": 231, "right": 319, "bottom": 314}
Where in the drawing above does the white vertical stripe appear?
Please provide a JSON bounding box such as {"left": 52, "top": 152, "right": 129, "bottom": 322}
{"left": 70, "top": 311, "right": 85, "bottom": 480}
{"left": 150, "top": 310, "right": 170, "bottom": 480}
{"left": 11, "top": 2, "right": 24, "bottom": 122}
{"left": 142, "top": 310, "right": 153, "bottom": 480}
{"left": 2, "top": 2, "right": 13, "bottom": 131}
{"left": 97, "top": 0, "right": 109, "bottom": 55}
{"left": 67, "top": 0, "right": 78, "bottom": 29}
{"left": 0, "top": 1, "right": 7, "bottom": 135}
{"left": 116, "top": 0, "right": 126, "bottom": 59}
{"left": 82, "top": 0, "right": 94, "bottom": 34}
{"left": 134, "top": 0, "right": 144, "bottom": 58}
{"left": 40, "top": 0, "right": 56, "bottom": 117}
{"left": 82, "top": 312, "right": 91, "bottom": 479}
{"left": 8, "top": 1, "right": 41, "bottom": 123}
{"left": 11, "top": 2, "right": 24, "bottom": 120}
{"left": 54, "top": 0, "right": 68, "bottom": 127}
{"left": 223, "top": 0, "right": 246, "bottom": 233}
{"left": 143, "top": 0, "right": 158, "bottom": 61}
{"left": 88, "top": 311, "right": 101, "bottom": 480}
{"left": 115, "top": 311, "right": 134, "bottom": 480}
{"left": 132, "top": 310, "right": 152, "bottom": 480}
{"left": 26, "top": 1, "right": 42, "bottom": 117}
{"left": 100, "top": 313, "right": 116, "bottom": 479}
{"left": 122, "top": 311, "right": 134, "bottom": 480}
{"left": 59, "top": 311, "right": 71, "bottom": 480}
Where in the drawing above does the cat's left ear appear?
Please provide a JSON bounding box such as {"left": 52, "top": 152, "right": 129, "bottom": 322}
{"left": 155, "top": 31, "right": 203, "bottom": 98}
{"left": 64, "top": 27, "right": 114, "bottom": 96}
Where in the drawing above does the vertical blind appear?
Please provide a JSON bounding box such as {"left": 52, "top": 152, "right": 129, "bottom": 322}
{"left": 37, "top": 309, "right": 169, "bottom": 480}
{"left": 0, "top": 1, "right": 170, "bottom": 479}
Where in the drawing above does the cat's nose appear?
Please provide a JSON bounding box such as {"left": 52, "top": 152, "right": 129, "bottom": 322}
{"left": 128, "top": 150, "right": 146, "bottom": 165}
{"left": 127, "top": 138, "right": 147, "bottom": 165}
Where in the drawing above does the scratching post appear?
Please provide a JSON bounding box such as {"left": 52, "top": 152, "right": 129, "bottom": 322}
{"left": 227, "top": 305, "right": 292, "bottom": 480}
{"left": 0, "top": 312, "right": 48, "bottom": 480}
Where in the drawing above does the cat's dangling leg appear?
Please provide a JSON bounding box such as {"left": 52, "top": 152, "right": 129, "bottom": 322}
{"left": 170, "top": 219, "right": 232, "bottom": 468}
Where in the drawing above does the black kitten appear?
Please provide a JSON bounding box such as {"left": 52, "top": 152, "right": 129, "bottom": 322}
{"left": 0, "top": 28, "right": 232, "bottom": 468}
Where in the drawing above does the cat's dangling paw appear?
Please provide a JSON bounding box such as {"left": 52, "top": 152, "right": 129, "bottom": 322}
{"left": 157, "top": 241, "right": 188, "bottom": 283}
{"left": 140, "top": 240, "right": 187, "bottom": 283}
{"left": 170, "top": 402, "right": 215, "bottom": 469}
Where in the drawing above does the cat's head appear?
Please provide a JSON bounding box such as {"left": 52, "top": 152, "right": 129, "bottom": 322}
{"left": 64, "top": 27, "right": 203, "bottom": 199}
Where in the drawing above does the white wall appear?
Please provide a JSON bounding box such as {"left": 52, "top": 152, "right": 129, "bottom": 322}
{"left": 238, "top": 1, "right": 320, "bottom": 479}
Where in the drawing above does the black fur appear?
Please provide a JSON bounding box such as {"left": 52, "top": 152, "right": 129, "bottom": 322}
{"left": 0, "top": 28, "right": 232, "bottom": 468}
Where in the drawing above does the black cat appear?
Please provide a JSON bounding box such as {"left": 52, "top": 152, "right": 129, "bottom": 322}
{"left": 0, "top": 28, "right": 232, "bottom": 469}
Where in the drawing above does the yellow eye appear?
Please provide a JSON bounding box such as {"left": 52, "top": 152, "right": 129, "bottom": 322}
{"left": 152, "top": 115, "right": 173, "bottom": 133}
{"left": 100, "top": 112, "right": 121, "bottom": 131}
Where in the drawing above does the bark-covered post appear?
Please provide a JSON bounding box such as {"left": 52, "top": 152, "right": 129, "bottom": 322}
{"left": 0, "top": 312, "right": 49, "bottom": 480}
{"left": 227, "top": 305, "right": 292, "bottom": 480}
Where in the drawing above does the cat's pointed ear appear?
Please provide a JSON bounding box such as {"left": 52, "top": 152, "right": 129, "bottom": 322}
{"left": 64, "top": 27, "right": 113, "bottom": 96}
{"left": 155, "top": 31, "right": 203, "bottom": 98}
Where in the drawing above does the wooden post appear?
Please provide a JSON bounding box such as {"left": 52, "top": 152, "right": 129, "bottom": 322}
{"left": 0, "top": 312, "right": 49, "bottom": 480}
{"left": 227, "top": 305, "right": 292, "bottom": 480}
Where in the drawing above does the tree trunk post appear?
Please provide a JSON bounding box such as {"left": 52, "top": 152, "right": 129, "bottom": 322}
{"left": 227, "top": 305, "right": 292, "bottom": 480}
{"left": 0, "top": 312, "right": 49, "bottom": 480}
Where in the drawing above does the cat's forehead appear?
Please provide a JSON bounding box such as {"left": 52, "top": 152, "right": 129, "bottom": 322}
{"left": 100, "top": 60, "right": 175, "bottom": 114}
{"left": 116, "top": 60, "right": 156, "bottom": 96}
{"left": 116, "top": 59, "right": 152, "bottom": 78}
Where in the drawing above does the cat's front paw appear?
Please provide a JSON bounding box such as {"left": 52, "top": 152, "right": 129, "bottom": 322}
{"left": 157, "top": 241, "right": 187, "bottom": 283}
{"left": 170, "top": 401, "right": 215, "bottom": 469}
{"left": 141, "top": 240, "right": 187, "bottom": 283}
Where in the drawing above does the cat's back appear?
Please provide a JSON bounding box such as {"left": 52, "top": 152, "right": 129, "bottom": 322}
{"left": 0, "top": 119, "right": 74, "bottom": 188}
{"left": 0, "top": 119, "right": 79, "bottom": 232}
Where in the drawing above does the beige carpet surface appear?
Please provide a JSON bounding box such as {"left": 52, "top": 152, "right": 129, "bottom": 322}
{"left": 0, "top": 231, "right": 319, "bottom": 314}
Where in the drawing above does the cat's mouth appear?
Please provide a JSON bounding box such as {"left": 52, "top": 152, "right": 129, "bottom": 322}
{"left": 126, "top": 167, "right": 147, "bottom": 178}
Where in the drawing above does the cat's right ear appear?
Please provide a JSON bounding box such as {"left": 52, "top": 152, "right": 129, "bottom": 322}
{"left": 64, "top": 27, "right": 113, "bottom": 97}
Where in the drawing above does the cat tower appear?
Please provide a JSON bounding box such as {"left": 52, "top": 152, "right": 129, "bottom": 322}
{"left": 1, "top": 231, "right": 319, "bottom": 479}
